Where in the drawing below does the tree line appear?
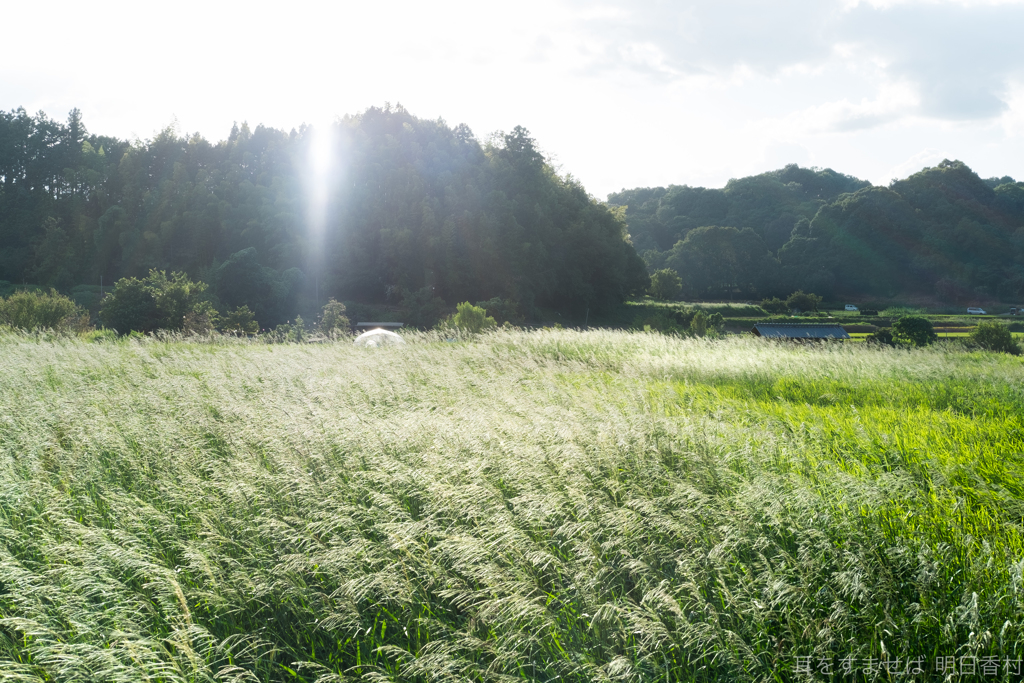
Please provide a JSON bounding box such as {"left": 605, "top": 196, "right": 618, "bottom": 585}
{"left": 0, "top": 105, "right": 648, "bottom": 328}
{"left": 613, "top": 162, "right": 1024, "bottom": 304}
{"left": 4, "top": 104, "right": 1024, "bottom": 324}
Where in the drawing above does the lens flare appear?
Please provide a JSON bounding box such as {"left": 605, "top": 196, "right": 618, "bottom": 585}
{"left": 310, "top": 124, "right": 334, "bottom": 178}
{"left": 306, "top": 122, "right": 339, "bottom": 238}
{"left": 305, "top": 121, "right": 341, "bottom": 303}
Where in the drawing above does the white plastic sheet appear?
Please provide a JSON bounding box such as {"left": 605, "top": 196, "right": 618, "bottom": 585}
{"left": 352, "top": 328, "right": 405, "bottom": 347}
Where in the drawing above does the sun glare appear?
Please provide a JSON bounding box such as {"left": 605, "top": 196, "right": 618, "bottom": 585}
{"left": 306, "top": 123, "right": 337, "bottom": 238}
{"left": 310, "top": 124, "right": 335, "bottom": 176}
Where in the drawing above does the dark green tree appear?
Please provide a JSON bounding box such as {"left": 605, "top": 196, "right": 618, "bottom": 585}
{"left": 220, "top": 306, "right": 259, "bottom": 335}
{"left": 475, "top": 297, "right": 524, "bottom": 325}
{"left": 666, "top": 225, "right": 778, "bottom": 299}
{"left": 785, "top": 290, "right": 821, "bottom": 313}
{"left": 690, "top": 310, "right": 725, "bottom": 337}
{"left": 649, "top": 268, "right": 682, "bottom": 301}
{"left": 100, "top": 270, "right": 210, "bottom": 333}
{"left": 867, "top": 327, "right": 896, "bottom": 346}
{"left": 892, "top": 316, "right": 937, "bottom": 347}
{"left": 402, "top": 287, "right": 448, "bottom": 329}
{"left": 99, "top": 277, "right": 156, "bottom": 333}
{"left": 968, "top": 321, "right": 1021, "bottom": 355}
{"left": 760, "top": 297, "right": 789, "bottom": 315}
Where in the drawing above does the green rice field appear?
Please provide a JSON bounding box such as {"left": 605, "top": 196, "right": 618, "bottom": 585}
{"left": 0, "top": 329, "right": 1022, "bottom": 681}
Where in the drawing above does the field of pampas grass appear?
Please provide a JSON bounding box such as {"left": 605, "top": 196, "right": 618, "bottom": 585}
{"left": 0, "top": 328, "right": 1022, "bottom": 682}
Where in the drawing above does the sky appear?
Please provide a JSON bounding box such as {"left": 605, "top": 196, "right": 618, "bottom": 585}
{"left": 4, "top": 0, "right": 1024, "bottom": 199}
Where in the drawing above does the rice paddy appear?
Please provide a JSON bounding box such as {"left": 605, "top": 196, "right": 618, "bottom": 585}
{"left": 0, "top": 329, "right": 1022, "bottom": 682}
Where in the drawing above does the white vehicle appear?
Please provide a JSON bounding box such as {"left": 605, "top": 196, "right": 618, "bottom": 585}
{"left": 967, "top": 307, "right": 986, "bottom": 315}
{"left": 844, "top": 304, "right": 859, "bottom": 311}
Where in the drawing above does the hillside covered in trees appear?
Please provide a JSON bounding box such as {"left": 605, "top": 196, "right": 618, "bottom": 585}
{"left": 3, "top": 104, "right": 1024, "bottom": 330}
{"left": 0, "top": 106, "right": 648, "bottom": 326}
{"left": 613, "top": 162, "right": 1024, "bottom": 304}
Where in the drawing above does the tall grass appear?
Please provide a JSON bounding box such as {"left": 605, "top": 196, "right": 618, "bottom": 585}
{"left": 0, "top": 329, "right": 1021, "bottom": 681}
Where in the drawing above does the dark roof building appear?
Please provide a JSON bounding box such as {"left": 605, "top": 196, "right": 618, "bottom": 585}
{"left": 751, "top": 323, "right": 850, "bottom": 340}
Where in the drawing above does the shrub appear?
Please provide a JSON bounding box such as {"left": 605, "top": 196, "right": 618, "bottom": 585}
{"left": 183, "top": 301, "right": 218, "bottom": 334}
{"left": 0, "top": 289, "right": 90, "bottom": 332}
{"left": 691, "top": 310, "right": 725, "bottom": 337}
{"left": 892, "top": 316, "right": 937, "bottom": 347}
{"left": 264, "top": 317, "right": 307, "bottom": 343}
{"left": 860, "top": 309, "right": 879, "bottom": 316}
{"left": 632, "top": 310, "right": 686, "bottom": 335}
{"left": 475, "top": 297, "right": 524, "bottom": 326}
{"left": 220, "top": 306, "right": 259, "bottom": 335}
{"left": 319, "top": 299, "right": 351, "bottom": 336}
{"left": 760, "top": 297, "right": 789, "bottom": 315}
{"left": 100, "top": 270, "right": 212, "bottom": 334}
{"left": 866, "top": 327, "right": 895, "bottom": 346}
{"left": 969, "top": 321, "right": 1021, "bottom": 355}
{"left": 786, "top": 290, "right": 821, "bottom": 313}
{"left": 81, "top": 328, "right": 118, "bottom": 343}
{"left": 649, "top": 269, "right": 682, "bottom": 301}
{"left": 447, "top": 302, "right": 497, "bottom": 333}
{"left": 99, "top": 277, "right": 154, "bottom": 333}
{"left": 401, "top": 287, "right": 448, "bottom": 329}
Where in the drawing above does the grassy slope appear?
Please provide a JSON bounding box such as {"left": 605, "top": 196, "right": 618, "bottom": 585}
{"left": 0, "top": 330, "right": 1022, "bottom": 682}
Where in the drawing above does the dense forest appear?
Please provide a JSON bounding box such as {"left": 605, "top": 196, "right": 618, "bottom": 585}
{"left": 0, "top": 106, "right": 648, "bottom": 326}
{"left": 613, "top": 163, "right": 1024, "bottom": 304}
{"left": 3, "top": 105, "right": 1024, "bottom": 331}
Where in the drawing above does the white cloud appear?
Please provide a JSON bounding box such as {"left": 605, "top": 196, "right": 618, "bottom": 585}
{"left": 767, "top": 81, "right": 921, "bottom": 134}
{"left": 565, "top": 0, "right": 1024, "bottom": 123}
{"left": 998, "top": 81, "right": 1024, "bottom": 136}
{"left": 880, "top": 148, "right": 947, "bottom": 183}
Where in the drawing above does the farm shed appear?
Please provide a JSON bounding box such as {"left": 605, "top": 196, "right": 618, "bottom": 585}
{"left": 355, "top": 322, "right": 404, "bottom": 330}
{"left": 751, "top": 323, "right": 851, "bottom": 340}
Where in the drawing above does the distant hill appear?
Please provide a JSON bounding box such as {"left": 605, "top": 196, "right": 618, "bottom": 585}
{"left": 611, "top": 162, "right": 1024, "bottom": 304}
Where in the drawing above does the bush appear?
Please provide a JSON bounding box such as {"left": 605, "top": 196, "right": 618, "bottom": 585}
{"left": 99, "top": 277, "right": 153, "bottom": 333}
{"left": 447, "top": 302, "right": 497, "bottom": 333}
{"left": 81, "top": 328, "right": 118, "bottom": 343}
{"left": 183, "top": 301, "right": 218, "bottom": 334}
{"left": 100, "top": 270, "right": 212, "bottom": 334}
{"left": 475, "top": 297, "right": 524, "bottom": 325}
{"left": 649, "top": 269, "right": 682, "bottom": 301}
{"left": 892, "top": 316, "right": 937, "bottom": 347}
{"left": 632, "top": 310, "right": 687, "bottom": 335}
{"left": 969, "top": 321, "right": 1021, "bottom": 355}
{"left": 866, "top": 327, "right": 895, "bottom": 346}
{"left": 760, "top": 297, "right": 789, "bottom": 315}
{"left": 786, "top": 290, "right": 821, "bottom": 313}
{"left": 319, "top": 299, "right": 351, "bottom": 336}
{"left": 402, "top": 287, "right": 448, "bottom": 329}
{"left": 691, "top": 310, "right": 725, "bottom": 337}
{"left": 220, "top": 305, "right": 259, "bottom": 335}
{"left": 0, "top": 289, "right": 91, "bottom": 332}
{"left": 860, "top": 309, "right": 879, "bottom": 316}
